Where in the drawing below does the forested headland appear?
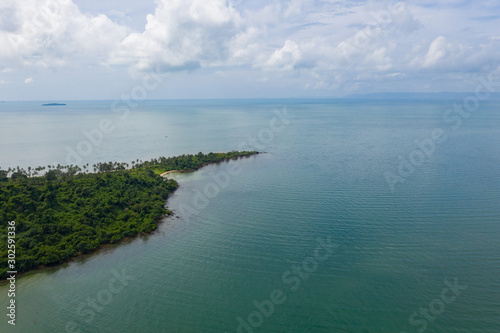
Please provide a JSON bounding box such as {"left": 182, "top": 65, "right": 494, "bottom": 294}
{"left": 0, "top": 151, "right": 258, "bottom": 279}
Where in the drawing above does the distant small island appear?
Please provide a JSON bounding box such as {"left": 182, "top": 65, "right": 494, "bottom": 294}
{"left": 42, "top": 103, "right": 66, "bottom": 106}
{"left": 0, "top": 151, "right": 259, "bottom": 279}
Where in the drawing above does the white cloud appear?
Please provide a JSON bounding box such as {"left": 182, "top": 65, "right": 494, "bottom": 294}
{"left": 229, "top": 27, "right": 264, "bottom": 65}
{"left": 262, "top": 40, "right": 302, "bottom": 71}
{"left": 386, "top": 72, "right": 404, "bottom": 78}
{"left": 284, "top": 0, "right": 308, "bottom": 18}
{"left": 0, "top": 0, "right": 127, "bottom": 68}
{"left": 409, "top": 34, "right": 495, "bottom": 74}
{"left": 423, "top": 36, "right": 449, "bottom": 67}
{"left": 24, "top": 77, "right": 33, "bottom": 84}
{"left": 1, "top": 0, "right": 500, "bottom": 99}
{"left": 109, "top": 0, "right": 246, "bottom": 74}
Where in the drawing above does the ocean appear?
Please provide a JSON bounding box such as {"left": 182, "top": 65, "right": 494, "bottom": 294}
{"left": 1, "top": 98, "right": 499, "bottom": 332}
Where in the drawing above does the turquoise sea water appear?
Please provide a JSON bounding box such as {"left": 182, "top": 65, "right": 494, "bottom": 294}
{"left": 1, "top": 99, "right": 499, "bottom": 332}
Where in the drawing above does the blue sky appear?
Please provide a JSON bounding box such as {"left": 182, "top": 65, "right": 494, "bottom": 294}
{"left": 0, "top": 0, "right": 499, "bottom": 100}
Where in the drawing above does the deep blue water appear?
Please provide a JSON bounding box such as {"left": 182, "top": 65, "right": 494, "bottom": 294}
{"left": 0, "top": 98, "right": 499, "bottom": 332}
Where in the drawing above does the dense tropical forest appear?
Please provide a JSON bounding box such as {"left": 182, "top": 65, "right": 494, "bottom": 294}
{"left": 0, "top": 151, "right": 258, "bottom": 279}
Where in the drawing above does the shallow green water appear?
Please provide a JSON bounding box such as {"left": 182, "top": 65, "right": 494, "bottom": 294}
{"left": 1, "top": 99, "right": 499, "bottom": 332}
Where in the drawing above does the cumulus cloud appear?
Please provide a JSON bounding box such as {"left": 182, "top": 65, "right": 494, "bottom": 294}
{"left": 109, "top": 0, "right": 246, "bottom": 74}
{"left": 410, "top": 35, "right": 495, "bottom": 74}
{"left": 0, "top": 0, "right": 127, "bottom": 68}
{"left": 228, "top": 27, "right": 264, "bottom": 64}
{"left": 2, "top": 0, "right": 500, "bottom": 97}
{"left": 423, "top": 36, "right": 449, "bottom": 67}
{"left": 262, "top": 40, "right": 302, "bottom": 71}
{"left": 24, "top": 77, "right": 33, "bottom": 84}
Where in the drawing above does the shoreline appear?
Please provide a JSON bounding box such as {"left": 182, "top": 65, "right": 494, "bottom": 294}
{"left": 160, "top": 170, "right": 181, "bottom": 176}
{"left": 0, "top": 152, "right": 260, "bottom": 281}
{"left": 159, "top": 169, "right": 194, "bottom": 176}
{"left": 158, "top": 158, "right": 255, "bottom": 177}
{"left": 0, "top": 211, "right": 177, "bottom": 285}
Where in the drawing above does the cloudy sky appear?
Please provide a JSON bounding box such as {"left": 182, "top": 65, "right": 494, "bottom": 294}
{"left": 0, "top": 0, "right": 499, "bottom": 100}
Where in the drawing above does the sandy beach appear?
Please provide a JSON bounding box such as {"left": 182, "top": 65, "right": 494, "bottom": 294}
{"left": 160, "top": 170, "right": 181, "bottom": 176}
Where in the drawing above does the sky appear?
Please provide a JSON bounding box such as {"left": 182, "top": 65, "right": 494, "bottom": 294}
{"left": 0, "top": 0, "right": 499, "bottom": 101}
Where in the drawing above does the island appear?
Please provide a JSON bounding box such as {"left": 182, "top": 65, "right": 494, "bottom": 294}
{"left": 42, "top": 103, "right": 67, "bottom": 106}
{"left": 0, "top": 151, "right": 259, "bottom": 279}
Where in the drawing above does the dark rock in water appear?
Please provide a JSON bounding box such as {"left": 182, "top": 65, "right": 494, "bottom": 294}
{"left": 42, "top": 103, "right": 66, "bottom": 106}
